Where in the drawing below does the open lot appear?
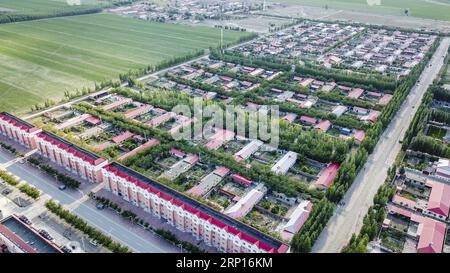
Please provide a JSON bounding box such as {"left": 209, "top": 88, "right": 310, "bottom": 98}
{"left": 0, "top": 13, "right": 252, "bottom": 113}
{"left": 269, "top": 0, "right": 450, "bottom": 22}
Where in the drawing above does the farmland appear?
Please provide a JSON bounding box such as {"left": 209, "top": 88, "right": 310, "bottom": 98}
{"left": 270, "top": 0, "right": 450, "bottom": 22}
{"left": 0, "top": 0, "right": 115, "bottom": 13}
{"left": 0, "top": 0, "right": 113, "bottom": 22}
{"left": 0, "top": 13, "right": 253, "bottom": 113}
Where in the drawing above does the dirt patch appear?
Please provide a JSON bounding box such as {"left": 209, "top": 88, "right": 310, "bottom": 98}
{"left": 261, "top": 4, "right": 450, "bottom": 33}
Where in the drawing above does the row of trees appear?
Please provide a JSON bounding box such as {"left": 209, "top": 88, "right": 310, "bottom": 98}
{"left": 433, "top": 85, "right": 450, "bottom": 102}
{"left": 27, "top": 157, "right": 81, "bottom": 188}
{"left": 0, "top": 141, "right": 20, "bottom": 156}
{"left": 0, "top": 168, "right": 19, "bottom": 186}
{"left": 341, "top": 169, "right": 396, "bottom": 253}
{"left": 154, "top": 229, "right": 205, "bottom": 253}
{"left": 402, "top": 84, "right": 450, "bottom": 157}
{"left": 71, "top": 96, "right": 323, "bottom": 199}
{"left": 0, "top": 7, "right": 102, "bottom": 24}
{"left": 0, "top": 168, "right": 40, "bottom": 199}
{"left": 340, "top": 42, "right": 444, "bottom": 253}
{"left": 211, "top": 50, "right": 397, "bottom": 92}
{"left": 430, "top": 108, "right": 450, "bottom": 125}
{"left": 90, "top": 193, "right": 205, "bottom": 253}
{"left": 45, "top": 200, "right": 130, "bottom": 253}
{"left": 280, "top": 122, "right": 351, "bottom": 164}
{"left": 402, "top": 87, "right": 433, "bottom": 149}
{"left": 0, "top": 1, "right": 139, "bottom": 25}
{"left": 18, "top": 184, "right": 40, "bottom": 200}
{"left": 73, "top": 103, "right": 171, "bottom": 143}
{"left": 290, "top": 37, "right": 440, "bottom": 252}
{"left": 410, "top": 135, "right": 450, "bottom": 158}
{"left": 290, "top": 198, "right": 334, "bottom": 252}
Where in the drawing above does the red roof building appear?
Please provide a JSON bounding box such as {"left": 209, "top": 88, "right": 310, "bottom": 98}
{"left": 426, "top": 179, "right": 450, "bottom": 219}
{"left": 348, "top": 88, "right": 364, "bottom": 99}
{"left": 117, "top": 138, "right": 160, "bottom": 161}
{"left": 102, "top": 162, "right": 288, "bottom": 253}
{"left": 315, "top": 163, "right": 340, "bottom": 189}
{"left": 231, "top": 174, "right": 252, "bottom": 186}
{"left": 314, "top": 120, "right": 332, "bottom": 133}
{"left": 112, "top": 131, "right": 135, "bottom": 144}
{"left": 170, "top": 148, "right": 186, "bottom": 159}
{"left": 411, "top": 214, "right": 446, "bottom": 253}
{"left": 380, "top": 94, "right": 393, "bottom": 106}
{"left": 299, "top": 115, "right": 318, "bottom": 125}
{"left": 0, "top": 112, "right": 42, "bottom": 148}
{"left": 85, "top": 116, "right": 101, "bottom": 126}
{"left": 35, "top": 131, "right": 107, "bottom": 183}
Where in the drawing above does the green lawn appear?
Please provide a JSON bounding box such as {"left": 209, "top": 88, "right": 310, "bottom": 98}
{"left": 0, "top": 13, "right": 252, "bottom": 113}
{"left": 270, "top": 0, "right": 450, "bottom": 21}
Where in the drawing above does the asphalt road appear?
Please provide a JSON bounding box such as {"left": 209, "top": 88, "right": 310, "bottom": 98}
{"left": 312, "top": 37, "right": 450, "bottom": 253}
{"left": 0, "top": 149, "right": 180, "bottom": 253}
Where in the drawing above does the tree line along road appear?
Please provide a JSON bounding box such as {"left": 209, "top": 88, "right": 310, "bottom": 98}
{"left": 312, "top": 37, "right": 450, "bottom": 253}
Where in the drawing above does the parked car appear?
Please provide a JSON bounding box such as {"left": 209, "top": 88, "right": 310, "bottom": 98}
{"left": 96, "top": 203, "right": 105, "bottom": 210}
{"left": 61, "top": 246, "right": 72, "bottom": 253}
{"left": 58, "top": 184, "right": 67, "bottom": 191}
{"left": 19, "top": 215, "right": 32, "bottom": 225}
{"left": 38, "top": 229, "right": 53, "bottom": 241}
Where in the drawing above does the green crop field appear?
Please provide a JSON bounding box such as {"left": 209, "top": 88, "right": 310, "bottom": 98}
{"left": 0, "top": 13, "right": 252, "bottom": 113}
{"left": 0, "top": 0, "right": 111, "bottom": 15}
{"left": 270, "top": 0, "right": 450, "bottom": 22}
{"left": 0, "top": 0, "right": 111, "bottom": 12}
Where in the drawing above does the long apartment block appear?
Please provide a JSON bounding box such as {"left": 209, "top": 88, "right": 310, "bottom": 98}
{"left": 0, "top": 112, "right": 289, "bottom": 253}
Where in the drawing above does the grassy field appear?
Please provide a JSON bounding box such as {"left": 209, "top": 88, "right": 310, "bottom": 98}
{"left": 0, "top": 0, "right": 111, "bottom": 11}
{"left": 270, "top": 0, "right": 450, "bottom": 21}
{"left": 0, "top": 0, "right": 110, "bottom": 14}
{"left": 0, "top": 13, "right": 251, "bottom": 113}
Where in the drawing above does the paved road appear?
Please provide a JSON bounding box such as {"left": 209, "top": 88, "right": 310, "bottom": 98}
{"left": 312, "top": 37, "right": 450, "bottom": 253}
{"left": 0, "top": 149, "right": 180, "bottom": 253}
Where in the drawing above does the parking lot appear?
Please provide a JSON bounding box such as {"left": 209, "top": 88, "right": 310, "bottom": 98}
{"left": 23, "top": 211, "right": 109, "bottom": 253}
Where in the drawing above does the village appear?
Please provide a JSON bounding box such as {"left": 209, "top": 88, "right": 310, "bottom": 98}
{"left": 108, "top": 0, "right": 273, "bottom": 24}
{"left": 233, "top": 20, "right": 436, "bottom": 76}
{"left": 365, "top": 81, "right": 450, "bottom": 253}
{"left": 0, "top": 5, "right": 448, "bottom": 255}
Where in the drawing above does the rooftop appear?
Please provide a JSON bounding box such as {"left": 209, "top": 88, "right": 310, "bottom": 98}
{"left": 0, "top": 112, "right": 40, "bottom": 133}
{"left": 38, "top": 131, "right": 105, "bottom": 165}
{"left": 0, "top": 215, "right": 62, "bottom": 253}
{"left": 105, "top": 162, "right": 287, "bottom": 252}
{"left": 315, "top": 163, "right": 340, "bottom": 189}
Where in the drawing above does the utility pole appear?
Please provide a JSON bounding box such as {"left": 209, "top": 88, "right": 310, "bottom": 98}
{"left": 220, "top": 28, "right": 224, "bottom": 54}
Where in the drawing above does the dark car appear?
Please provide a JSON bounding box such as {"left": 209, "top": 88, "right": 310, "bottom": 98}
{"left": 61, "top": 246, "right": 72, "bottom": 253}
{"left": 19, "top": 215, "right": 32, "bottom": 225}
{"left": 58, "top": 185, "right": 67, "bottom": 191}
{"left": 39, "top": 229, "right": 53, "bottom": 241}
